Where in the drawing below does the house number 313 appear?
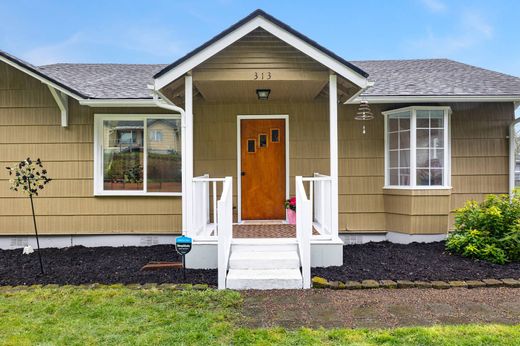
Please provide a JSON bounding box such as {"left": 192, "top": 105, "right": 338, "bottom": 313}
{"left": 254, "top": 72, "right": 272, "bottom": 80}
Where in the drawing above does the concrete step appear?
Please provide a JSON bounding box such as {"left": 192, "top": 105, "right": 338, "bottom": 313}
{"left": 231, "top": 239, "right": 297, "bottom": 253}
{"left": 226, "top": 268, "right": 303, "bottom": 290}
{"left": 229, "top": 250, "right": 300, "bottom": 269}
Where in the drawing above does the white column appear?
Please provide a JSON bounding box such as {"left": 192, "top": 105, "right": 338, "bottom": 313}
{"left": 185, "top": 74, "right": 194, "bottom": 232}
{"left": 329, "top": 73, "right": 339, "bottom": 238}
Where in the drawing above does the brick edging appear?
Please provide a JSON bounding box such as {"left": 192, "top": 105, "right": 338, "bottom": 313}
{"left": 312, "top": 276, "right": 520, "bottom": 289}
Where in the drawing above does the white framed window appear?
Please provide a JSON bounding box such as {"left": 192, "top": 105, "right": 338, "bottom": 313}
{"left": 94, "top": 114, "right": 182, "bottom": 196}
{"left": 383, "top": 106, "right": 451, "bottom": 188}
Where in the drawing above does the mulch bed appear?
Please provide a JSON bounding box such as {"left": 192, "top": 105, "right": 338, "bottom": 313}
{"left": 312, "top": 241, "right": 520, "bottom": 282}
{"left": 0, "top": 245, "right": 217, "bottom": 286}
{"left": 1, "top": 241, "right": 518, "bottom": 286}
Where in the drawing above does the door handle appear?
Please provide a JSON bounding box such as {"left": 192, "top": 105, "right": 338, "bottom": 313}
{"left": 241, "top": 171, "right": 246, "bottom": 176}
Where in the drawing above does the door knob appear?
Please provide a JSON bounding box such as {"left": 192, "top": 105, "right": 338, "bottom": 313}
{"left": 241, "top": 172, "right": 246, "bottom": 176}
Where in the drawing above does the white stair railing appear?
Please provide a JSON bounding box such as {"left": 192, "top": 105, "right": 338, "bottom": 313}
{"left": 192, "top": 175, "right": 226, "bottom": 239}
{"left": 217, "top": 177, "right": 233, "bottom": 289}
{"left": 310, "top": 173, "right": 333, "bottom": 238}
{"left": 295, "top": 176, "right": 312, "bottom": 289}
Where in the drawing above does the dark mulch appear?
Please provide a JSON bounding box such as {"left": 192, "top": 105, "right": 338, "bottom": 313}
{"left": 312, "top": 241, "right": 520, "bottom": 282}
{"left": 0, "top": 245, "right": 217, "bottom": 286}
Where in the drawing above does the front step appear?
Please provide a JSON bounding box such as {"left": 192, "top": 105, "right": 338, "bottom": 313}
{"left": 226, "top": 268, "right": 303, "bottom": 290}
{"left": 229, "top": 251, "right": 299, "bottom": 269}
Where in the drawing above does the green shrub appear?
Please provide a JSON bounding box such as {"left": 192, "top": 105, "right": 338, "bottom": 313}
{"left": 446, "top": 194, "right": 520, "bottom": 264}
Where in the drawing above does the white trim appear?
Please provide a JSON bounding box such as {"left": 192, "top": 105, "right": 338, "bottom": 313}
{"left": 348, "top": 95, "right": 520, "bottom": 104}
{"left": 185, "top": 75, "right": 194, "bottom": 231}
{"left": 509, "top": 118, "right": 520, "bottom": 195}
{"left": 47, "top": 85, "right": 69, "bottom": 127}
{"left": 329, "top": 73, "right": 339, "bottom": 237}
{"left": 382, "top": 106, "right": 452, "bottom": 189}
{"left": 80, "top": 99, "right": 157, "bottom": 107}
{"left": 93, "top": 113, "right": 182, "bottom": 197}
{"left": 236, "top": 115, "right": 289, "bottom": 223}
{"left": 154, "top": 15, "right": 368, "bottom": 90}
{"left": 0, "top": 55, "right": 82, "bottom": 100}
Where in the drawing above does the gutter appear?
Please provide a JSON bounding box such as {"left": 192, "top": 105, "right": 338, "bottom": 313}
{"left": 346, "top": 95, "right": 520, "bottom": 104}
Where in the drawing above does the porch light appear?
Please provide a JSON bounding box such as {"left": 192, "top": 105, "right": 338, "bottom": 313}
{"left": 256, "top": 89, "right": 271, "bottom": 100}
{"left": 355, "top": 99, "right": 374, "bottom": 134}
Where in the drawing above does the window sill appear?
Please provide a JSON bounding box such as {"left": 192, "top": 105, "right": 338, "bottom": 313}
{"left": 94, "top": 191, "right": 182, "bottom": 197}
{"left": 383, "top": 186, "right": 452, "bottom": 196}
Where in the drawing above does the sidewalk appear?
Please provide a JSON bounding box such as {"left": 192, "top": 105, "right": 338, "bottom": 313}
{"left": 242, "top": 288, "right": 520, "bottom": 329}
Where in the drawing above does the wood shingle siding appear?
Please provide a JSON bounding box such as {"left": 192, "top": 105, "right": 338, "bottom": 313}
{"left": 0, "top": 62, "right": 182, "bottom": 235}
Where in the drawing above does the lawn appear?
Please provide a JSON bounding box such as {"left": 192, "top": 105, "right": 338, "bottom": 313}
{"left": 0, "top": 286, "right": 518, "bottom": 346}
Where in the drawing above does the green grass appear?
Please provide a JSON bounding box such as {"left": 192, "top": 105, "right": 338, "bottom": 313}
{"left": 0, "top": 286, "right": 518, "bottom": 346}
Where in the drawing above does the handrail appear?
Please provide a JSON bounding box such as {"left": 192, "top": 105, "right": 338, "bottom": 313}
{"left": 309, "top": 173, "right": 333, "bottom": 238}
{"left": 217, "top": 177, "right": 233, "bottom": 289}
{"left": 296, "top": 176, "right": 311, "bottom": 289}
{"left": 192, "top": 175, "right": 227, "bottom": 238}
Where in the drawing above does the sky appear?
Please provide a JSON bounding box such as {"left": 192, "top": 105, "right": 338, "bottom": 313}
{"left": 1, "top": 0, "right": 520, "bottom": 79}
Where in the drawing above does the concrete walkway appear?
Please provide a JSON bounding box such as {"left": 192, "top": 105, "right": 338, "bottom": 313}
{"left": 241, "top": 288, "right": 520, "bottom": 329}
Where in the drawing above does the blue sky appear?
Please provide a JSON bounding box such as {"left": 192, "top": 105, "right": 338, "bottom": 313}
{"left": 1, "top": 0, "right": 519, "bottom": 79}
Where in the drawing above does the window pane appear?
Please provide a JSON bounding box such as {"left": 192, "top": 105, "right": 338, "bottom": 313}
{"left": 430, "top": 169, "right": 443, "bottom": 186}
{"left": 147, "top": 119, "right": 182, "bottom": 193}
{"left": 416, "top": 149, "right": 429, "bottom": 168}
{"left": 399, "top": 168, "right": 410, "bottom": 185}
{"left": 430, "top": 149, "right": 444, "bottom": 168}
{"left": 416, "top": 129, "right": 429, "bottom": 148}
{"left": 399, "top": 118, "right": 410, "bottom": 131}
{"left": 416, "top": 169, "right": 430, "bottom": 186}
{"left": 399, "top": 130, "right": 410, "bottom": 149}
{"left": 430, "top": 129, "right": 444, "bottom": 148}
{"left": 390, "top": 169, "right": 399, "bottom": 185}
{"left": 389, "top": 151, "right": 398, "bottom": 168}
{"left": 416, "top": 110, "right": 429, "bottom": 128}
{"left": 430, "top": 111, "right": 444, "bottom": 127}
{"left": 103, "top": 120, "right": 144, "bottom": 191}
{"left": 389, "top": 132, "right": 398, "bottom": 150}
{"left": 389, "top": 118, "right": 399, "bottom": 132}
{"left": 400, "top": 150, "right": 410, "bottom": 168}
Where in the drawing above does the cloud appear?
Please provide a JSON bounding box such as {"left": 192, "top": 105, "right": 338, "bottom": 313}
{"left": 408, "top": 10, "right": 493, "bottom": 55}
{"left": 20, "top": 25, "right": 185, "bottom": 65}
{"left": 420, "top": 0, "right": 447, "bottom": 13}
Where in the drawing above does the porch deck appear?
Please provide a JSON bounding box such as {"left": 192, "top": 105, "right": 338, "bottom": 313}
{"left": 233, "top": 224, "right": 319, "bottom": 238}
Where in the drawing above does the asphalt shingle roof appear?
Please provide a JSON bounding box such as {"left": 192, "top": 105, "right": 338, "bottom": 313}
{"left": 35, "top": 59, "right": 520, "bottom": 100}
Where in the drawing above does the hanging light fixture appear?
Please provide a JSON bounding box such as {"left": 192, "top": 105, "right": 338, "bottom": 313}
{"left": 355, "top": 99, "right": 374, "bottom": 134}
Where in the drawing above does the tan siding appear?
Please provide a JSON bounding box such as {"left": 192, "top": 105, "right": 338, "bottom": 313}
{"left": 0, "top": 62, "right": 182, "bottom": 235}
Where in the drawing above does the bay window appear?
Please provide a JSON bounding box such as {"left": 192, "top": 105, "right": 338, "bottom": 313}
{"left": 94, "top": 114, "right": 182, "bottom": 195}
{"left": 384, "top": 106, "right": 451, "bottom": 188}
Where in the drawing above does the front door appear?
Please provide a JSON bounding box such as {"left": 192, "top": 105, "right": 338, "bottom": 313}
{"left": 241, "top": 118, "right": 286, "bottom": 220}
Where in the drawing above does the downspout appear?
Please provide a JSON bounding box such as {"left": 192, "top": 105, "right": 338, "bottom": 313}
{"left": 148, "top": 85, "right": 188, "bottom": 234}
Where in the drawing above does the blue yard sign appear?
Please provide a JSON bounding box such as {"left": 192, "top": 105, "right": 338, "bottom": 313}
{"left": 175, "top": 235, "right": 192, "bottom": 280}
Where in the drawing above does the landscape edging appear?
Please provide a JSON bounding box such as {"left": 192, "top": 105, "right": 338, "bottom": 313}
{"left": 311, "top": 276, "right": 520, "bottom": 289}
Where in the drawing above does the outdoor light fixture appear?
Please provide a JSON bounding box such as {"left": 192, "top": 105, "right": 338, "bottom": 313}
{"left": 256, "top": 89, "right": 271, "bottom": 100}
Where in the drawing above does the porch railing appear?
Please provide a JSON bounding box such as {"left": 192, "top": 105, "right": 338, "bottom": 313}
{"left": 295, "top": 176, "right": 311, "bottom": 289}
{"left": 217, "top": 177, "right": 233, "bottom": 289}
{"left": 192, "top": 175, "right": 226, "bottom": 239}
{"left": 309, "top": 173, "right": 333, "bottom": 238}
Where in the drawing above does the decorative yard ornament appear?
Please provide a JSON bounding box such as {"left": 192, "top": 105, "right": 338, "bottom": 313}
{"left": 6, "top": 158, "right": 51, "bottom": 274}
{"left": 355, "top": 99, "right": 374, "bottom": 134}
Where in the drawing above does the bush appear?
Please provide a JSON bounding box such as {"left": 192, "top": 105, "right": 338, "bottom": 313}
{"left": 446, "top": 193, "right": 520, "bottom": 264}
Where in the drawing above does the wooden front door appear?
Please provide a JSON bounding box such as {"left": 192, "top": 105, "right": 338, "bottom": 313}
{"left": 241, "top": 119, "right": 286, "bottom": 220}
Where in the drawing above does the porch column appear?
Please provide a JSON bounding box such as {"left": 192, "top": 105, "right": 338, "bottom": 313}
{"left": 185, "top": 74, "right": 194, "bottom": 232}
{"left": 329, "top": 73, "right": 339, "bottom": 237}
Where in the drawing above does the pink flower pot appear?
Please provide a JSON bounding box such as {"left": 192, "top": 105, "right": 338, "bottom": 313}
{"left": 287, "top": 209, "right": 296, "bottom": 225}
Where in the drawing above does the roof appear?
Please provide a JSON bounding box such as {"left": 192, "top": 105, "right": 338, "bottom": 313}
{"left": 0, "top": 49, "right": 88, "bottom": 99}
{"left": 38, "top": 63, "right": 166, "bottom": 99}
{"left": 32, "top": 59, "right": 520, "bottom": 100}
{"left": 154, "top": 9, "right": 369, "bottom": 80}
{"left": 353, "top": 59, "right": 520, "bottom": 97}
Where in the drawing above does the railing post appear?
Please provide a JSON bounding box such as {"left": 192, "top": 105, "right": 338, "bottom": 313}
{"left": 296, "top": 176, "right": 311, "bottom": 289}
{"left": 217, "top": 177, "right": 233, "bottom": 290}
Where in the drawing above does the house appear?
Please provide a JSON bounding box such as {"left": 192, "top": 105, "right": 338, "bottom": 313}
{"left": 1, "top": 10, "right": 520, "bottom": 289}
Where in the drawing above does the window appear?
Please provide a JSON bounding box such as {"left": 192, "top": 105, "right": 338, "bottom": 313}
{"left": 271, "top": 128, "right": 280, "bottom": 143}
{"left": 94, "top": 114, "right": 182, "bottom": 195}
{"left": 384, "top": 106, "right": 450, "bottom": 188}
{"left": 247, "top": 139, "right": 256, "bottom": 153}
{"left": 258, "top": 133, "right": 268, "bottom": 148}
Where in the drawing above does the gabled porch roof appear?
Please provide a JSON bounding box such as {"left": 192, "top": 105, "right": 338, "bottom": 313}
{"left": 153, "top": 9, "right": 370, "bottom": 91}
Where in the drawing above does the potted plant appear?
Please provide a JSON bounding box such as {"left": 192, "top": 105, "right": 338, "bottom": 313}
{"left": 284, "top": 197, "right": 296, "bottom": 225}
